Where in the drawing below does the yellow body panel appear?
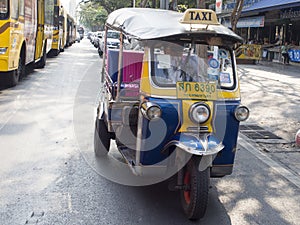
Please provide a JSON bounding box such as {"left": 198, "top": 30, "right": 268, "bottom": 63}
{"left": 0, "top": 19, "right": 24, "bottom": 71}
{"left": 140, "top": 49, "right": 241, "bottom": 100}
{"left": 51, "top": 0, "right": 63, "bottom": 51}
{"left": 179, "top": 100, "right": 214, "bottom": 133}
{"left": 35, "top": 0, "right": 45, "bottom": 60}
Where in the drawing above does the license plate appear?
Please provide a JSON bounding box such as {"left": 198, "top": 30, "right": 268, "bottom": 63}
{"left": 176, "top": 82, "right": 217, "bottom": 100}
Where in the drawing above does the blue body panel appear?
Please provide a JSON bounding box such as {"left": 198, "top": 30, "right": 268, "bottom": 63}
{"left": 213, "top": 100, "right": 240, "bottom": 166}
{"left": 139, "top": 98, "right": 181, "bottom": 165}
{"left": 109, "top": 97, "right": 241, "bottom": 168}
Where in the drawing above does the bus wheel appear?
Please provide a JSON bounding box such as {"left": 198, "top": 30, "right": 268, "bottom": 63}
{"left": 180, "top": 156, "right": 210, "bottom": 220}
{"left": 5, "top": 54, "right": 25, "bottom": 87}
{"left": 94, "top": 114, "right": 111, "bottom": 157}
{"left": 54, "top": 49, "right": 60, "bottom": 56}
{"left": 35, "top": 45, "right": 47, "bottom": 68}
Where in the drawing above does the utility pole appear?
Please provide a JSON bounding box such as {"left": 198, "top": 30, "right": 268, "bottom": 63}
{"left": 160, "top": 0, "right": 170, "bottom": 9}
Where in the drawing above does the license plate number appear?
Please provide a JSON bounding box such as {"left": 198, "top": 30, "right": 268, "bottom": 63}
{"left": 176, "top": 82, "right": 217, "bottom": 100}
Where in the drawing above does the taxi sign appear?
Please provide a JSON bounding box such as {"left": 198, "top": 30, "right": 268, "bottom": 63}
{"left": 180, "top": 9, "right": 220, "bottom": 25}
{"left": 176, "top": 82, "right": 217, "bottom": 100}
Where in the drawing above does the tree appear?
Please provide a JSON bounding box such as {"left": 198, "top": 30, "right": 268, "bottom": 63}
{"left": 196, "top": 0, "right": 205, "bottom": 8}
{"left": 230, "top": 0, "right": 244, "bottom": 33}
{"left": 93, "top": 0, "right": 132, "bottom": 14}
{"left": 79, "top": 2, "right": 108, "bottom": 31}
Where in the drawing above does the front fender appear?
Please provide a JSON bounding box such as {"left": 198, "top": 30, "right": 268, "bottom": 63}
{"left": 164, "top": 133, "right": 224, "bottom": 156}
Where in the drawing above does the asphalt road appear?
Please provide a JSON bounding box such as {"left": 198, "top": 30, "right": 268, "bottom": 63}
{"left": 0, "top": 39, "right": 300, "bottom": 225}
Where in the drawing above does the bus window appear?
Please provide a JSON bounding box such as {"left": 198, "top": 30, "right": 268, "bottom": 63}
{"left": 19, "top": 0, "right": 24, "bottom": 17}
{"left": 10, "top": 0, "right": 19, "bottom": 19}
{"left": 0, "top": 0, "right": 8, "bottom": 15}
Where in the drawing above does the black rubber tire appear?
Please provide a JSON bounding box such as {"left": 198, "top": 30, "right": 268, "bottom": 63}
{"left": 94, "top": 116, "right": 111, "bottom": 157}
{"left": 35, "top": 45, "right": 47, "bottom": 68}
{"left": 180, "top": 156, "right": 210, "bottom": 220}
{"left": 5, "top": 70, "right": 19, "bottom": 87}
{"left": 4, "top": 54, "right": 25, "bottom": 87}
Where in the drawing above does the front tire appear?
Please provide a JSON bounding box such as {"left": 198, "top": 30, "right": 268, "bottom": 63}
{"left": 180, "top": 156, "right": 210, "bottom": 220}
{"left": 94, "top": 115, "right": 111, "bottom": 157}
{"left": 4, "top": 53, "right": 25, "bottom": 87}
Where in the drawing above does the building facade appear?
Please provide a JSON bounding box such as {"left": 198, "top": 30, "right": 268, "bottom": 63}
{"left": 219, "top": 0, "right": 300, "bottom": 62}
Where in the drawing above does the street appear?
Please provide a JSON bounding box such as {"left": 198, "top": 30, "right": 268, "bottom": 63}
{"left": 0, "top": 39, "right": 300, "bottom": 225}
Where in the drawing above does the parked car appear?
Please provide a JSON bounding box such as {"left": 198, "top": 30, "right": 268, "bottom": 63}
{"left": 98, "top": 30, "right": 120, "bottom": 57}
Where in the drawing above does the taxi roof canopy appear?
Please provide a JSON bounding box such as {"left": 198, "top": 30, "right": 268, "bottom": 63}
{"left": 106, "top": 8, "right": 243, "bottom": 45}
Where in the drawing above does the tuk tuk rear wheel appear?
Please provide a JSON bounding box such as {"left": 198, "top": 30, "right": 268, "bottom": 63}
{"left": 180, "top": 156, "right": 210, "bottom": 220}
{"left": 94, "top": 117, "right": 111, "bottom": 157}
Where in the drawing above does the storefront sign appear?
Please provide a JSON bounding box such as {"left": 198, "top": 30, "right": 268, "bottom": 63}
{"left": 223, "top": 16, "right": 264, "bottom": 28}
{"left": 288, "top": 49, "right": 300, "bottom": 62}
{"left": 216, "top": 0, "right": 222, "bottom": 14}
{"left": 236, "top": 44, "right": 262, "bottom": 60}
{"left": 281, "top": 7, "right": 300, "bottom": 19}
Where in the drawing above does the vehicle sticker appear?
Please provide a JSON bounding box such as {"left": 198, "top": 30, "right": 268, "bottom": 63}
{"left": 220, "top": 72, "right": 231, "bottom": 83}
{"left": 218, "top": 49, "right": 228, "bottom": 59}
{"left": 208, "top": 58, "right": 219, "bottom": 69}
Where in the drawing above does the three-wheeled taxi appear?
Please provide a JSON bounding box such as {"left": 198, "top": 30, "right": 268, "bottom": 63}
{"left": 94, "top": 8, "right": 249, "bottom": 220}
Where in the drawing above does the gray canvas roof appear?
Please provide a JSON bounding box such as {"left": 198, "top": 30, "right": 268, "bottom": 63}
{"left": 106, "top": 8, "right": 243, "bottom": 43}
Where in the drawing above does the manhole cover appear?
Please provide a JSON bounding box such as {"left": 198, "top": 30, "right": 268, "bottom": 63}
{"left": 240, "top": 124, "right": 264, "bottom": 131}
{"left": 240, "top": 124, "right": 282, "bottom": 140}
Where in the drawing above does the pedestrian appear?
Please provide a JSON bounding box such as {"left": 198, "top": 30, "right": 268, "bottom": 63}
{"left": 281, "top": 42, "right": 290, "bottom": 65}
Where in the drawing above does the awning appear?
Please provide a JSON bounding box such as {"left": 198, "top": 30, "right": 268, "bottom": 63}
{"left": 222, "top": 16, "right": 264, "bottom": 28}
{"left": 243, "top": 0, "right": 300, "bottom": 13}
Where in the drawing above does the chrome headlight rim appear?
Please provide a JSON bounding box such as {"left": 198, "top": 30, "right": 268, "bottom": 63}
{"left": 234, "top": 105, "right": 250, "bottom": 121}
{"left": 189, "top": 102, "right": 211, "bottom": 124}
{"left": 141, "top": 102, "right": 162, "bottom": 121}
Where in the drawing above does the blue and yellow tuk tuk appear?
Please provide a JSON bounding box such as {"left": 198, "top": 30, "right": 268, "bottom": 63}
{"left": 94, "top": 8, "right": 249, "bottom": 220}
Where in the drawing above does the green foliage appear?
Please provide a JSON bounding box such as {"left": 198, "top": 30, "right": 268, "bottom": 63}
{"left": 78, "top": 0, "right": 225, "bottom": 30}
{"left": 92, "top": 0, "right": 132, "bottom": 13}
{"left": 78, "top": 2, "right": 107, "bottom": 31}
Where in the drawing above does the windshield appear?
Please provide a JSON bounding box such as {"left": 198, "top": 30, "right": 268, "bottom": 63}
{"left": 107, "top": 31, "right": 120, "bottom": 39}
{"left": 151, "top": 42, "right": 236, "bottom": 90}
{"left": 0, "top": 0, "right": 8, "bottom": 19}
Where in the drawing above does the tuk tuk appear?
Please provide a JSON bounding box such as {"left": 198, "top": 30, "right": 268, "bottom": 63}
{"left": 94, "top": 8, "right": 249, "bottom": 220}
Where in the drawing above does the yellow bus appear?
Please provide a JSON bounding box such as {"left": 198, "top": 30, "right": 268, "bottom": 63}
{"left": 0, "top": 0, "right": 35, "bottom": 86}
{"left": 66, "top": 14, "right": 76, "bottom": 47}
{"left": 34, "top": 0, "right": 54, "bottom": 69}
{"left": 50, "top": 0, "right": 64, "bottom": 56}
{"left": 0, "top": 0, "right": 54, "bottom": 87}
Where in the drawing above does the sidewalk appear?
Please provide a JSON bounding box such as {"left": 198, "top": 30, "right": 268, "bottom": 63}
{"left": 257, "top": 60, "right": 300, "bottom": 72}
{"left": 237, "top": 61, "right": 300, "bottom": 176}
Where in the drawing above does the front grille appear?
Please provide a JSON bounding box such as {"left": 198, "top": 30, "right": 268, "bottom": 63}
{"left": 186, "top": 126, "right": 209, "bottom": 132}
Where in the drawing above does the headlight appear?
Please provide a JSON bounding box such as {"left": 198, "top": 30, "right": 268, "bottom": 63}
{"left": 189, "top": 103, "right": 210, "bottom": 124}
{"left": 235, "top": 105, "right": 249, "bottom": 121}
{"left": 141, "top": 102, "right": 161, "bottom": 120}
{"left": 0, "top": 47, "right": 7, "bottom": 55}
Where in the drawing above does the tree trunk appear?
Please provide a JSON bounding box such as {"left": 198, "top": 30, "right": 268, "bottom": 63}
{"left": 231, "top": 0, "right": 244, "bottom": 33}
{"left": 140, "top": 0, "right": 148, "bottom": 7}
{"left": 196, "top": 0, "right": 205, "bottom": 8}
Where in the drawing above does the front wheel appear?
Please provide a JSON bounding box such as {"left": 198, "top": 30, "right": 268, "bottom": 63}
{"left": 4, "top": 54, "right": 25, "bottom": 87}
{"left": 180, "top": 156, "right": 210, "bottom": 220}
{"left": 94, "top": 115, "right": 111, "bottom": 157}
